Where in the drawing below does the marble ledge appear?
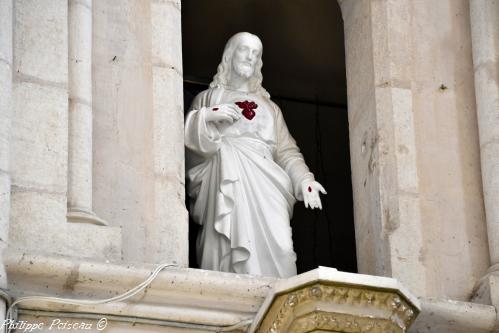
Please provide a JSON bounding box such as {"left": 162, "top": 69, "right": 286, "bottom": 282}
{"left": 411, "top": 298, "right": 496, "bottom": 333}
{"left": 5, "top": 252, "right": 275, "bottom": 327}
{"left": 3, "top": 253, "right": 498, "bottom": 333}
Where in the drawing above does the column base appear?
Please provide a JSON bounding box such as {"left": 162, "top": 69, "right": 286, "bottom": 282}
{"left": 472, "top": 269, "right": 499, "bottom": 306}
{"left": 471, "top": 270, "right": 499, "bottom": 331}
{"left": 67, "top": 208, "right": 108, "bottom": 226}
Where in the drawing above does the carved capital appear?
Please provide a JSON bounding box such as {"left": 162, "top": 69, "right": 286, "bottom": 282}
{"left": 250, "top": 268, "right": 419, "bottom": 333}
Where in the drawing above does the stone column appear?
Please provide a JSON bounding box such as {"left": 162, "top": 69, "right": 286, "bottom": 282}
{"left": 67, "top": 0, "right": 106, "bottom": 225}
{"left": 0, "top": 0, "right": 13, "bottom": 318}
{"left": 150, "top": 0, "right": 188, "bottom": 265}
{"left": 469, "top": 0, "right": 499, "bottom": 272}
{"left": 338, "top": 0, "right": 427, "bottom": 296}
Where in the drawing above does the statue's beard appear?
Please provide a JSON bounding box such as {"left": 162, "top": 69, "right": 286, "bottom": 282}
{"left": 233, "top": 62, "right": 254, "bottom": 79}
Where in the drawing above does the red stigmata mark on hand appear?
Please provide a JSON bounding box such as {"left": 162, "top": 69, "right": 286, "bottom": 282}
{"left": 308, "top": 186, "right": 312, "bottom": 193}
{"left": 235, "top": 100, "right": 258, "bottom": 120}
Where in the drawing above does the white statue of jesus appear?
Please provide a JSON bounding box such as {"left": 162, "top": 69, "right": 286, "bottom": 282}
{"left": 185, "top": 32, "right": 326, "bottom": 278}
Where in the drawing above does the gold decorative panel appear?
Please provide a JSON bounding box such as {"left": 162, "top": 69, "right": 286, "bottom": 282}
{"left": 255, "top": 282, "right": 418, "bottom": 333}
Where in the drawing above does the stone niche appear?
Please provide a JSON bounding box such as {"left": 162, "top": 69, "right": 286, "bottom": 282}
{"left": 250, "top": 267, "right": 419, "bottom": 333}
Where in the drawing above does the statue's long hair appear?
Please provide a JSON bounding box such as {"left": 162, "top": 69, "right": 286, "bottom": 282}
{"left": 209, "top": 32, "right": 270, "bottom": 98}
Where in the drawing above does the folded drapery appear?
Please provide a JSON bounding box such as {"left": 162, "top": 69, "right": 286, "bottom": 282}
{"left": 185, "top": 87, "right": 314, "bottom": 278}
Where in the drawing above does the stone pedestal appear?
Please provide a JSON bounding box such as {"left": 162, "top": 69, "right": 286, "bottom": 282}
{"left": 250, "top": 267, "right": 419, "bottom": 333}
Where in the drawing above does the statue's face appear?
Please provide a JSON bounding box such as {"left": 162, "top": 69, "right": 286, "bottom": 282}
{"left": 231, "top": 35, "right": 262, "bottom": 79}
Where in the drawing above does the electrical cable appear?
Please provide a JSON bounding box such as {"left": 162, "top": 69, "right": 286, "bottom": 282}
{"left": 0, "top": 289, "right": 12, "bottom": 308}
{"left": 17, "top": 309, "right": 253, "bottom": 332}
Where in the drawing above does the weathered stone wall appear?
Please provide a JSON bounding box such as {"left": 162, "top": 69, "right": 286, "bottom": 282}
{"left": 340, "top": 0, "right": 488, "bottom": 300}
{"left": 8, "top": 0, "right": 122, "bottom": 261}
{"left": 9, "top": 0, "right": 70, "bottom": 255}
{"left": 410, "top": 0, "right": 489, "bottom": 300}
{"left": 149, "top": 0, "right": 188, "bottom": 266}
{"left": 92, "top": 0, "right": 156, "bottom": 263}
{"left": 0, "top": 0, "right": 13, "bottom": 320}
{"left": 470, "top": 0, "right": 499, "bottom": 272}
{"left": 5, "top": 0, "right": 187, "bottom": 265}
{"left": 341, "top": 0, "right": 428, "bottom": 296}
{"left": 1, "top": 0, "right": 498, "bottom": 332}
{"left": 92, "top": 0, "right": 188, "bottom": 265}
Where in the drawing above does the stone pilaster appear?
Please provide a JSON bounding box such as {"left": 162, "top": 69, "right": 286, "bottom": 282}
{"left": 67, "top": 0, "right": 106, "bottom": 225}
{"left": 0, "top": 0, "right": 13, "bottom": 319}
{"left": 9, "top": 0, "right": 120, "bottom": 261}
{"left": 469, "top": 0, "right": 499, "bottom": 271}
{"left": 150, "top": 0, "right": 188, "bottom": 265}
{"left": 10, "top": 0, "right": 68, "bottom": 255}
{"left": 469, "top": 1, "right": 499, "bottom": 320}
{"left": 338, "top": 0, "right": 427, "bottom": 296}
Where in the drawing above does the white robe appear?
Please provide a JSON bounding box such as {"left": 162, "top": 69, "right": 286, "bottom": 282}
{"left": 185, "top": 87, "right": 314, "bottom": 278}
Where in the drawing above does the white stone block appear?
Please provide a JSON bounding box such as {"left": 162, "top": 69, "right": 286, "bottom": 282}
{"left": 9, "top": 190, "right": 121, "bottom": 261}
{"left": 151, "top": 176, "right": 188, "bottom": 265}
{"left": 391, "top": 87, "right": 419, "bottom": 193}
{"left": 0, "top": 62, "right": 12, "bottom": 172}
{"left": 0, "top": 173, "right": 10, "bottom": 242}
{"left": 151, "top": 1, "right": 182, "bottom": 71}
{"left": 14, "top": 0, "right": 67, "bottom": 83}
{"left": 390, "top": 194, "right": 426, "bottom": 296}
{"left": 11, "top": 82, "right": 68, "bottom": 192}
{"left": 152, "top": 67, "right": 184, "bottom": 176}
{"left": 470, "top": 0, "right": 499, "bottom": 66}
{"left": 65, "top": 223, "right": 122, "bottom": 261}
{"left": 92, "top": 0, "right": 155, "bottom": 260}
{"left": 9, "top": 190, "right": 67, "bottom": 255}
{"left": 150, "top": 63, "right": 187, "bottom": 266}
{"left": 0, "top": 0, "right": 13, "bottom": 65}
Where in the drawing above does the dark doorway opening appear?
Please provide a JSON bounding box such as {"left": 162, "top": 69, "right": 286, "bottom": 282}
{"left": 182, "top": 0, "right": 357, "bottom": 274}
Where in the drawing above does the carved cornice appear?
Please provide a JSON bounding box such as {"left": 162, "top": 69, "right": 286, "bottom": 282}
{"left": 290, "top": 311, "right": 402, "bottom": 333}
{"left": 257, "top": 283, "right": 417, "bottom": 333}
{"left": 5, "top": 252, "right": 275, "bottom": 328}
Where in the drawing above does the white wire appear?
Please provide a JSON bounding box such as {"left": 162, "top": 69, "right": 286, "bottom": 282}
{"left": 17, "top": 309, "right": 253, "bottom": 332}
{"left": 4, "top": 263, "right": 177, "bottom": 333}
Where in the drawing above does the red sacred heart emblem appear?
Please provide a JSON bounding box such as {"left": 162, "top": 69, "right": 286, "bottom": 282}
{"left": 235, "top": 100, "right": 258, "bottom": 120}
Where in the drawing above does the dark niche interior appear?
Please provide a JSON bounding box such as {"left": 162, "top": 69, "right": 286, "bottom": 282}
{"left": 182, "top": 0, "right": 357, "bottom": 274}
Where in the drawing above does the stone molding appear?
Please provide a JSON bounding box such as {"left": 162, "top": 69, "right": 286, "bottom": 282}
{"left": 260, "top": 284, "right": 415, "bottom": 333}
{"left": 4, "top": 255, "right": 497, "bottom": 332}
{"left": 67, "top": 0, "right": 107, "bottom": 226}
{"left": 289, "top": 312, "right": 401, "bottom": 333}
{"left": 5, "top": 252, "right": 275, "bottom": 328}
{"left": 250, "top": 267, "right": 419, "bottom": 333}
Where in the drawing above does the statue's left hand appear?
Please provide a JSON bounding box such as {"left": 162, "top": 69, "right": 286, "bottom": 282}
{"left": 301, "top": 180, "right": 327, "bottom": 210}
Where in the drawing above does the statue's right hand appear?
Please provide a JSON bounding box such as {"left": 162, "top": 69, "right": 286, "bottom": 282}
{"left": 204, "top": 104, "right": 241, "bottom": 124}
